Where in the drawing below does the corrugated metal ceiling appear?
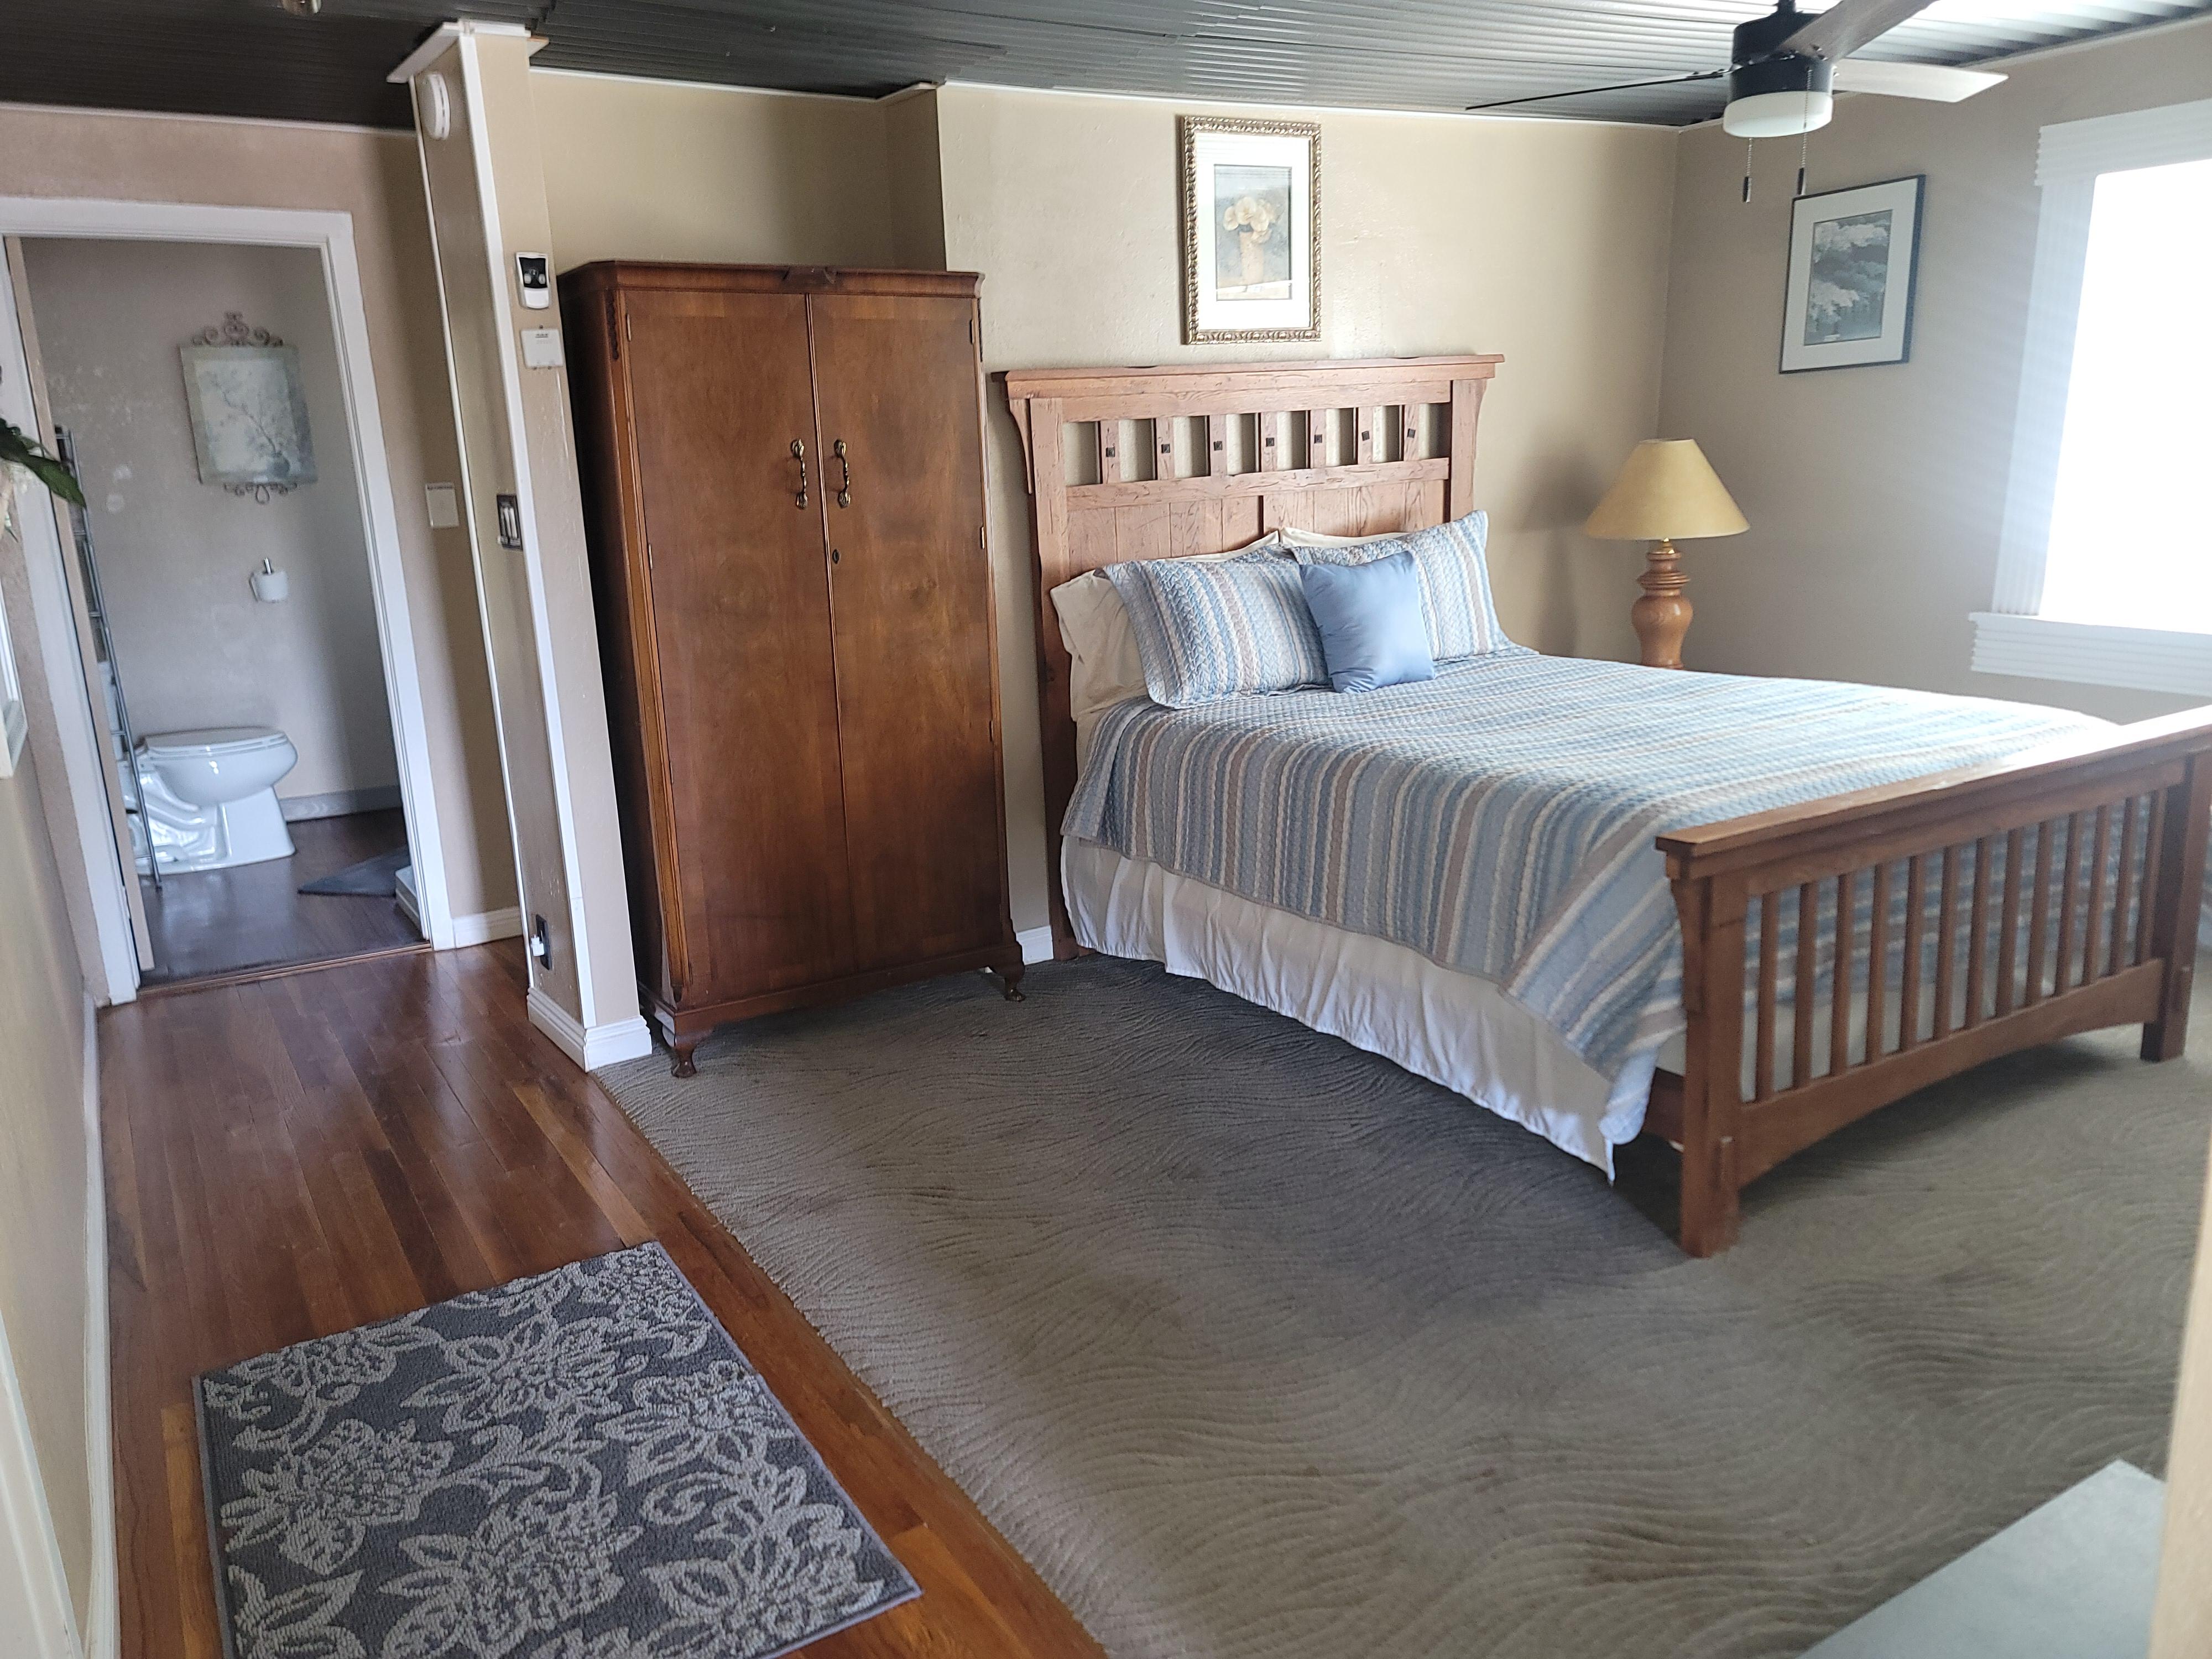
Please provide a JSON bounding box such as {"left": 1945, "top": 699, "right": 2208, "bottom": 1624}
{"left": 1, "top": 0, "right": 2204, "bottom": 130}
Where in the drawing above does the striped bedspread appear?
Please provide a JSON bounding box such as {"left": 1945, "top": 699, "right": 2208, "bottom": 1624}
{"left": 1064, "top": 651, "right": 2105, "bottom": 1094}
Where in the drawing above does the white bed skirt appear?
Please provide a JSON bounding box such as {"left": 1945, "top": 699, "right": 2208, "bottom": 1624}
{"left": 1063, "top": 837, "right": 1668, "bottom": 1173}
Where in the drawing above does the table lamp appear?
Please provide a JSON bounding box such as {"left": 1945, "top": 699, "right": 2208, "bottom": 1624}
{"left": 1584, "top": 439, "right": 1747, "bottom": 670}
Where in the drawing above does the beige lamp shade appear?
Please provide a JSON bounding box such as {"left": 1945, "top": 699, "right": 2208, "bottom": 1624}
{"left": 1584, "top": 439, "right": 1748, "bottom": 542}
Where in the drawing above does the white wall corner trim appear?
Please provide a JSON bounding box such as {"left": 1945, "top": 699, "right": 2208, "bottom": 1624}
{"left": 447, "top": 906, "right": 524, "bottom": 947}
{"left": 1971, "top": 612, "right": 2212, "bottom": 699}
{"left": 526, "top": 985, "right": 653, "bottom": 1071}
{"left": 0, "top": 999, "right": 103, "bottom": 1659}
{"left": 79, "top": 994, "right": 116, "bottom": 1659}
{"left": 1017, "top": 925, "right": 1056, "bottom": 966}
{"left": 0, "top": 1310, "right": 80, "bottom": 1658}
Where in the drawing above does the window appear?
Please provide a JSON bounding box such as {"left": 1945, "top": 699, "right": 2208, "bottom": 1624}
{"left": 2037, "top": 157, "right": 2212, "bottom": 629}
{"left": 1974, "top": 97, "right": 2212, "bottom": 697}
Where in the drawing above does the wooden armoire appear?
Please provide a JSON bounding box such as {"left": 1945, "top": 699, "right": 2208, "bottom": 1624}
{"left": 564, "top": 263, "right": 1022, "bottom": 1075}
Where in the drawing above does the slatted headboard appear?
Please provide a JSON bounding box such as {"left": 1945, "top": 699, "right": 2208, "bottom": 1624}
{"left": 1004, "top": 353, "right": 1504, "bottom": 956}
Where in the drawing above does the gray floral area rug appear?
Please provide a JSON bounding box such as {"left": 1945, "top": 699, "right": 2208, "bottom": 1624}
{"left": 195, "top": 1243, "right": 918, "bottom": 1659}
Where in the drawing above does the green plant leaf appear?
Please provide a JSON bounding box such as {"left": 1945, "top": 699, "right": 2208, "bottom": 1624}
{"left": 0, "top": 416, "right": 87, "bottom": 508}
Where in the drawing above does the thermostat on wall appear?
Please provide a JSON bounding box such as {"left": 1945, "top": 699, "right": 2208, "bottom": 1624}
{"left": 515, "top": 253, "right": 552, "bottom": 309}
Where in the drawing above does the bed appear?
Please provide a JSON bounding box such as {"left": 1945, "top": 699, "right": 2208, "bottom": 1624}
{"left": 1005, "top": 354, "right": 2212, "bottom": 1255}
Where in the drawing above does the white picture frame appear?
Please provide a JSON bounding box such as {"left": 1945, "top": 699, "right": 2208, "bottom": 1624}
{"left": 179, "top": 343, "right": 317, "bottom": 489}
{"left": 1180, "top": 116, "right": 1321, "bottom": 345}
{"left": 1781, "top": 175, "right": 1924, "bottom": 373}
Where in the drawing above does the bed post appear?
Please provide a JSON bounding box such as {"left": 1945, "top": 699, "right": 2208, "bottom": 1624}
{"left": 1670, "top": 868, "right": 1746, "bottom": 1256}
{"left": 2142, "top": 752, "right": 2212, "bottom": 1061}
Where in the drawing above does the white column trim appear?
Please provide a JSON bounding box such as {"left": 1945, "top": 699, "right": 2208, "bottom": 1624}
{"left": 452, "top": 32, "right": 608, "bottom": 1032}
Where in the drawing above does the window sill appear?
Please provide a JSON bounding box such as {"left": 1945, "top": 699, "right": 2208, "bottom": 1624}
{"left": 1970, "top": 612, "right": 2212, "bottom": 700}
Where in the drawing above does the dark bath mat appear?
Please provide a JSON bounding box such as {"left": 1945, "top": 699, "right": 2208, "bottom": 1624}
{"left": 195, "top": 1243, "right": 919, "bottom": 1659}
{"left": 298, "top": 847, "right": 409, "bottom": 897}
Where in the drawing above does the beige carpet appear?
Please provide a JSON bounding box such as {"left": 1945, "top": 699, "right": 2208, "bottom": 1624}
{"left": 602, "top": 957, "right": 2211, "bottom": 1659}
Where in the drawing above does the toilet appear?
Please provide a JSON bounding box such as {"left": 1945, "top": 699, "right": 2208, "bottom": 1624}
{"left": 133, "top": 727, "right": 299, "bottom": 873}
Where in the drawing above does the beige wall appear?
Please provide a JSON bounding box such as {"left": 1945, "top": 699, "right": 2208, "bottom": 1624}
{"left": 526, "top": 76, "right": 1677, "bottom": 939}
{"left": 0, "top": 104, "right": 515, "bottom": 921}
{"left": 1657, "top": 15, "right": 2212, "bottom": 723}
{"left": 24, "top": 237, "right": 399, "bottom": 804}
{"left": 935, "top": 86, "right": 1679, "bottom": 932}
{"left": 534, "top": 72, "right": 899, "bottom": 271}
{"left": 0, "top": 513, "right": 96, "bottom": 1639}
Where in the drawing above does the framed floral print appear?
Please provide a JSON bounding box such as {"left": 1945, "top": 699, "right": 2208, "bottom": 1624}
{"left": 1180, "top": 116, "right": 1321, "bottom": 344}
{"left": 1781, "top": 175, "right": 1925, "bottom": 373}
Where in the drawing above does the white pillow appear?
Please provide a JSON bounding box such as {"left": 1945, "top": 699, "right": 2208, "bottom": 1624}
{"left": 1050, "top": 534, "right": 1286, "bottom": 731}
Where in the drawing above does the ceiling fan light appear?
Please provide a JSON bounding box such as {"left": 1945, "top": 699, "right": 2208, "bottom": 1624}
{"left": 1724, "top": 52, "right": 1836, "bottom": 137}
{"left": 1723, "top": 88, "right": 1835, "bottom": 137}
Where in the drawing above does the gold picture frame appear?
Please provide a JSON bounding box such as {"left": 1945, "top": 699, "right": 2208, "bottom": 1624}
{"left": 1179, "top": 115, "right": 1321, "bottom": 345}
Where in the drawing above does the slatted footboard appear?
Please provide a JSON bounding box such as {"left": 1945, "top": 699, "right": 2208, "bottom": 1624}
{"left": 1648, "top": 709, "right": 2212, "bottom": 1256}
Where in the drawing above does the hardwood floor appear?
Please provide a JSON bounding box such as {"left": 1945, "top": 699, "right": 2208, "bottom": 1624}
{"left": 101, "top": 941, "right": 1099, "bottom": 1659}
{"left": 138, "top": 808, "right": 424, "bottom": 990}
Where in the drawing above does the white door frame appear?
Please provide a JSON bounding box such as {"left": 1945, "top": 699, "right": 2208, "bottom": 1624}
{"left": 0, "top": 195, "right": 461, "bottom": 991}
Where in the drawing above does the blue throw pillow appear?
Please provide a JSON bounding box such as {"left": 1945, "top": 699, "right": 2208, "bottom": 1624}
{"left": 1299, "top": 552, "right": 1436, "bottom": 693}
{"left": 1292, "top": 512, "right": 1510, "bottom": 662}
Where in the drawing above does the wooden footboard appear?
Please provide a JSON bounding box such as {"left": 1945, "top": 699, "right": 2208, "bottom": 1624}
{"left": 1650, "top": 708, "right": 2212, "bottom": 1256}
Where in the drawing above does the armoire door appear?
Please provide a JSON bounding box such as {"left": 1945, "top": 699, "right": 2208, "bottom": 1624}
{"left": 623, "top": 287, "right": 855, "bottom": 1000}
{"left": 806, "top": 293, "right": 1006, "bottom": 971}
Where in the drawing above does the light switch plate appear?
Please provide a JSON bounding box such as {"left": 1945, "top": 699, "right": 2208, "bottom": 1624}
{"left": 424, "top": 482, "right": 460, "bottom": 528}
{"left": 521, "top": 328, "right": 565, "bottom": 369}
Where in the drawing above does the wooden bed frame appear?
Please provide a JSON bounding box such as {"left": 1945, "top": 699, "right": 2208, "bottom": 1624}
{"left": 1004, "top": 354, "right": 2212, "bottom": 1256}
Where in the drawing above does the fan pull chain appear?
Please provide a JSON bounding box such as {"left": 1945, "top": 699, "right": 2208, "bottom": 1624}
{"left": 1743, "top": 137, "right": 1753, "bottom": 204}
{"left": 1796, "top": 126, "right": 1809, "bottom": 197}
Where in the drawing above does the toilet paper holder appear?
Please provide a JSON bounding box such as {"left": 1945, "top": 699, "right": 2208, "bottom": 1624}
{"left": 249, "top": 558, "right": 288, "bottom": 603}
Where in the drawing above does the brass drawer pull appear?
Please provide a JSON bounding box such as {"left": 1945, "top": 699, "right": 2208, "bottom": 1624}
{"left": 834, "top": 439, "right": 853, "bottom": 508}
{"left": 791, "top": 438, "right": 808, "bottom": 508}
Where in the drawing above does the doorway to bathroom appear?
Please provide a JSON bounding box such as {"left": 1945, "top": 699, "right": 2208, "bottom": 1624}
{"left": 0, "top": 197, "right": 463, "bottom": 1000}
{"left": 17, "top": 235, "right": 422, "bottom": 990}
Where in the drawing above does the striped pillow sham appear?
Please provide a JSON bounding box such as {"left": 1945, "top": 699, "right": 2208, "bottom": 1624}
{"left": 1103, "top": 547, "right": 1328, "bottom": 708}
{"left": 1290, "top": 512, "right": 1509, "bottom": 661}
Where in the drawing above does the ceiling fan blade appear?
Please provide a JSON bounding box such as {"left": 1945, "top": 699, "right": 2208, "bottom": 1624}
{"left": 1467, "top": 69, "right": 1721, "bottom": 112}
{"left": 1775, "top": 0, "right": 1938, "bottom": 62}
{"left": 1830, "top": 59, "right": 2007, "bottom": 100}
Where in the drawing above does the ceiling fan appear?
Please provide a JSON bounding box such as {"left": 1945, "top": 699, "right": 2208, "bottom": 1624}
{"left": 1470, "top": 0, "right": 2006, "bottom": 138}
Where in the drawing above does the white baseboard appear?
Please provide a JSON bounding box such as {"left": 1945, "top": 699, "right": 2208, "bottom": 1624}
{"left": 526, "top": 987, "right": 654, "bottom": 1071}
{"left": 448, "top": 906, "right": 523, "bottom": 947}
{"left": 278, "top": 784, "right": 403, "bottom": 822}
{"left": 1018, "top": 925, "right": 1056, "bottom": 965}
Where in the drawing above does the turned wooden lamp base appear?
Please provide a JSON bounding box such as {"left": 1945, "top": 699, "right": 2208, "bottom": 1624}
{"left": 1632, "top": 538, "right": 1692, "bottom": 670}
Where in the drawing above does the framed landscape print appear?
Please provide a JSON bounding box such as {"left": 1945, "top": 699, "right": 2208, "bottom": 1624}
{"left": 1780, "top": 175, "right": 1924, "bottom": 373}
{"left": 179, "top": 342, "right": 317, "bottom": 491}
{"left": 1180, "top": 116, "right": 1320, "bottom": 343}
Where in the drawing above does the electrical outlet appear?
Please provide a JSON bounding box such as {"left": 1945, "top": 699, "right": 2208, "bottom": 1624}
{"left": 529, "top": 915, "right": 552, "bottom": 968}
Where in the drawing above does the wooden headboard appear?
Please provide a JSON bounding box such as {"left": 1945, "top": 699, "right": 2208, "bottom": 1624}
{"left": 1004, "top": 352, "right": 1504, "bottom": 956}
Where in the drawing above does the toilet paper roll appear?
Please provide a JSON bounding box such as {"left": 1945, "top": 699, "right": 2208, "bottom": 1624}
{"left": 250, "top": 566, "right": 289, "bottom": 603}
